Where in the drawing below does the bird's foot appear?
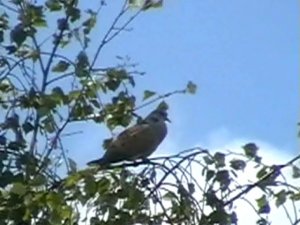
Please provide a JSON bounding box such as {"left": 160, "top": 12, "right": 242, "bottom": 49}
{"left": 141, "top": 157, "right": 150, "bottom": 164}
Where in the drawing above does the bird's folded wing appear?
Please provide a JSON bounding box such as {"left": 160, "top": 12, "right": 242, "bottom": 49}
{"left": 117, "top": 123, "right": 150, "bottom": 140}
{"left": 111, "top": 123, "right": 156, "bottom": 157}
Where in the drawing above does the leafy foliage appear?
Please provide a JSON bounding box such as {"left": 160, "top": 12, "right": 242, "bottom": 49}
{"left": 0, "top": 1, "right": 299, "bottom": 225}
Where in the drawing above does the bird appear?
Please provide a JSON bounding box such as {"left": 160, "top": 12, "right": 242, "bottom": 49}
{"left": 87, "top": 108, "right": 170, "bottom": 166}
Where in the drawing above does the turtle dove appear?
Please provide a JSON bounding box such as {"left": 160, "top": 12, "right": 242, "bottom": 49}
{"left": 87, "top": 108, "right": 170, "bottom": 166}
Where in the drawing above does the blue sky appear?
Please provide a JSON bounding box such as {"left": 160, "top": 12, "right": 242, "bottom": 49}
{"left": 65, "top": 0, "right": 299, "bottom": 166}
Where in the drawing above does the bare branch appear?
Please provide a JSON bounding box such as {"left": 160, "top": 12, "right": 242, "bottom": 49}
{"left": 90, "top": 1, "right": 142, "bottom": 69}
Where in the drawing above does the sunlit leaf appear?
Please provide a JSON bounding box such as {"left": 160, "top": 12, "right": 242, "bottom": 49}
{"left": 10, "top": 182, "right": 27, "bottom": 195}
{"left": 45, "top": 0, "right": 62, "bottom": 11}
{"left": 46, "top": 192, "right": 63, "bottom": 209}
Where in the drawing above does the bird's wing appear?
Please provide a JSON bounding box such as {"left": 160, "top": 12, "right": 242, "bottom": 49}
{"left": 111, "top": 122, "right": 166, "bottom": 159}
{"left": 113, "top": 123, "right": 152, "bottom": 152}
{"left": 87, "top": 115, "right": 168, "bottom": 166}
{"left": 117, "top": 123, "right": 149, "bottom": 139}
{"left": 88, "top": 124, "right": 152, "bottom": 166}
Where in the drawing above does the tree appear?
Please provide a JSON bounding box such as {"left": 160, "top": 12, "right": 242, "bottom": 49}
{"left": 0, "top": 0, "right": 299, "bottom": 224}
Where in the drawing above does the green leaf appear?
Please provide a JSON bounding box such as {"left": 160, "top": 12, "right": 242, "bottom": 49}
{"left": 208, "top": 210, "right": 231, "bottom": 224}
{"left": 0, "top": 79, "right": 11, "bottom": 93}
{"left": 292, "top": 166, "right": 300, "bottom": 179}
{"left": 75, "top": 52, "right": 89, "bottom": 78}
{"left": 66, "top": 7, "right": 81, "bottom": 23}
{"left": 22, "top": 122, "right": 34, "bottom": 134}
{"left": 142, "top": 0, "right": 163, "bottom": 11}
{"left": 0, "top": 30, "right": 3, "bottom": 43}
{"left": 188, "top": 183, "right": 195, "bottom": 194}
{"left": 7, "top": 141, "right": 24, "bottom": 150}
{"left": 256, "top": 166, "right": 268, "bottom": 179}
{"left": 68, "top": 90, "right": 81, "bottom": 100}
{"left": 10, "top": 182, "right": 27, "bottom": 195}
{"left": 84, "top": 175, "right": 97, "bottom": 198}
{"left": 46, "top": 0, "right": 62, "bottom": 11}
{"left": 105, "top": 70, "right": 123, "bottom": 91}
{"left": 52, "top": 87, "right": 66, "bottom": 104}
{"left": 205, "top": 169, "right": 215, "bottom": 182}
{"left": 129, "top": 0, "right": 144, "bottom": 8}
{"left": 5, "top": 45, "right": 17, "bottom": 54}
{"left": 157, "top": 101, "right": 168, "bottom": 111}
{"left": 68, "top": 158, "right": 77, "bottom": 173}
{"left": 97, "top": 177, "right": 111, "bottom": 194}
{"left": 230, "top": 159, "right": 246, "bottom": 171}
{"left": 275, "top": 190, "right": 286, "bottom": 207}
{"left": 0, "top": 135, "right": 7, "bottom": 145}
{"left": 214, "top": 152, "right": 226, "bottom": 168}
{"left": 243, "top": 143, "right": 258, "bottom": 158}
{"left": 26, "top": 4, "right": 47, "bottom": 27}
{"left": 291, "top": 191, "right": 300, "bottom": 201}
{"left": 186, "top": 81, "right": 197, "bottom": 94}
{"left": 150, "top": 0, "right": 163, "bottom": 8}
{"left": 0, "top": 13, "right": 9, "bottom": 31}
{"left": 0, "top": 171, "right": 14, "bottom": 187}
{"left": 51, "top": 60, "right": 70, "bottom": 73}
{"left": 10, "top": 23, "right": 27, "bottom": 46}
{"left": 163, "top": 191, "right": 178, "bottom": 201}
{"left": 257, "top": 218, "right": 269, "bottom": 225}
{"left": 203, "top": 155, "right": 214, "bottom": 165}
{"left": 143, "top": 90, "right": 156, "bottom": 100}
{"left": 82, "top": 12, "right": 97, "bottom": 35}
{"left": 256, "top": 195, "right": 270, "bottom": 214}
{"left": 31, "top": 174, "right": 47, "bottom": 186}
{"left": 37, "top": 107, "right": 50, "bottom": 118}
{"left": 57, "top": 18, "right": 69, "bottom": 30}
{"left": 215, "top": 170, "right": 230, "bottom": 190}
{"left": 46, "top": 192, "right": 63, "bottom": 209}
{"left": 42, "top": 115, "right": 56, "bottom": 133}
{"left": 61, "top": 206, "right": 73, "bottom": 220}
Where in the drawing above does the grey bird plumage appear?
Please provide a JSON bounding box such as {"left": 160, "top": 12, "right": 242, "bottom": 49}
{"left": 87, "top": 108, "right": 170, "bottom": 166}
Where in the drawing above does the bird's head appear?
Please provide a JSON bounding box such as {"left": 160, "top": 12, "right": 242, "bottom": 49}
{"left": 145, "top": 108, "right": 171, "bottom": 123}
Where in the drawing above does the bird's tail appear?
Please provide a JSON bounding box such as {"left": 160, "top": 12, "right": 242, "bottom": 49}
{"left": 87, "top": 157, "right": 107, "bottom": 166}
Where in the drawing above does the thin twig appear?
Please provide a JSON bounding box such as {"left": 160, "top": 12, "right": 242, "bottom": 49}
{"left": 90, "top": 1, "right": 142, "bottom": 69}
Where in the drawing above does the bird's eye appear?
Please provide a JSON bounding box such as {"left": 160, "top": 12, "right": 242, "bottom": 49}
{"left": 151, "top": 117, "right": 159, "bottom": 122}
{"left": 158, "top": 111, "right": 167, "bottom": 118}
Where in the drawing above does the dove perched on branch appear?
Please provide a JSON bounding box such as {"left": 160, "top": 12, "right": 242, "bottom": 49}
{"left": 87, "top": 108, "right": 170, "bottom": 166}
